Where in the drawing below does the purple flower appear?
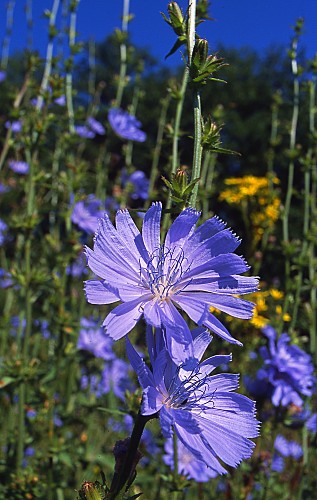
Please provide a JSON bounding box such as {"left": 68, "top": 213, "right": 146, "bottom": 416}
{"left": 87, "top": 117, "right": 105, "bottom": 135}
{"left": 77, "top": 317, "right": 115, "bottom": 360}
{"left": 75, "top": 125, "right": 95, "bottom": 139}
{"left": 75, "top": 117, "right": 105, "bottom": 139}
{"left": 66, "top": 254, "right": 88, "bottom": 277}
{"left": 124, "top": 170, "right": 149, "bottom": 200}
{"left": 258, "top": 325, "right": 315, "bottom": 407}
{"left": 0, "top": 220, "right": 8, "bottom": 245}
{"left": 164, "top": 437, "right": 218, "bottom": 482}
{"left": 85, "top": 203, "right": 258, "bottom": 362}
{"left": 0, "top": 268, "right": 13, "bottom": 288}
{"left": 8, "top": 160, "right": 29, "bottom": 174}
{"left": 5, "top": 120, "right": 22, "bottom": 133}
{"left": 71, "top": 195, "right": 105, "bottom": 234}
{"left": 54, "top": 95, "right": 66, "bottom": 106}
{"left": 26, "top": 408, "right": 37, "bottom": 419}
{"left": 0, "top": 183, "right": 10, "bottom": 194}
{"left": 101, "top": 358, "right": 134, "bottom": 400}
{"left": 126, "top": 326, "right": 259, "bottom": 475}
{"left": 272, "top": 434, "right": 303, "bottom": 472}
{"left": 0, "top": 70, "right": 6, "bottom": 82}
{"left": 274, "top": 434, "right": 303, "bottom": 459}
{"left": 306, "top": 413, "right": 317, "bottom": 433}
{"left": 108, "top": 108, "right": 146, "bottom": 142}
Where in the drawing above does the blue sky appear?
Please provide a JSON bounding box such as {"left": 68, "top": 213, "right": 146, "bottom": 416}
{"left": 1, "top": 0, "right": 317, "bottom": 68}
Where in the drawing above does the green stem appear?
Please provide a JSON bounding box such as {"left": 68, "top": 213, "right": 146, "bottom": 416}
{"left": 163, "top": 68, "right": 189, "bottom": 233}
{"left": 145, "top": 95, "right": 171, "bottom": 208}
{"left": 280, "top": 34, "right": 300, "bottom": 330}
{"left": 115, "top": 0, "right": 130, "bottom": 107}
{"left": 189, "top": 90, "right": 203, "bottom": 208}
{"left": 37, "top": 0, "right": 61, "bottom": 111}
{"left": 65, "top": 0, "right": 80, "bottom": 133}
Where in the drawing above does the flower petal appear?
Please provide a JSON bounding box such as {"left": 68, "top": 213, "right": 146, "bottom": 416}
{"left": 208, "top": 295, "right": 255, "bottom": 319}
{"left": 115, "top": 209, "right": 149, "bottom": 264}
{"left": 103, "top": 298, "right": 145, "bottom": 339}
{"left": 164, "top": 208, "right": 201, "bottom": 255}
{"left": 84, "top": 280, "right": 119, "bottom": 304}
{"left": 126, "top": 337, "right": 154, "bottom": 388}
{"left": 173, "top": 293, "right": 242, "bottom": 345}
{"left": 142, "top": 202, "right": 162, "bottom": 255}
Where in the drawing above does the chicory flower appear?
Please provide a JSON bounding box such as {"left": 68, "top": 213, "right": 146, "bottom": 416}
{"left": 126, "top": 326, "right": 259, "bottom": 475}
{"left": 108, "top": 108, "right": 146, "bottom": 142}
{"left": 257, "top": 325, "right": 315, "bottom": 407}
{"left": 85, "top": 202, "right": 258, "bottom": 361}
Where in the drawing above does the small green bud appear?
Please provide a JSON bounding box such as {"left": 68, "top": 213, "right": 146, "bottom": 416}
{"left": 192, "top": 38, "right": 209, "bottom": 65}
{"left": 166, "top": 2, "right": 186, "bottom": 36}
{"left": 78, "top": 481, "right": 103, "bottom": 500}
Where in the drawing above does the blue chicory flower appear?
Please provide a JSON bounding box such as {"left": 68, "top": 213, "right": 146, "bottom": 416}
{"left": 257, "top": 325, "right": 315, "bottom": 407}
{"left": 85, "top": 202, "right": 258, "bottom": 362}
{"left": 101, "top": 358, "right": 134, "bottom": 400}
{"left": 272, "top": 434, "right": 303, "bottom": 472}
{"left": 71, "top": 195, "right": 105, "bottom": 234}
{"left": 5, "top": 120, "right": 22, "bottom": 133}
{"left": 123, "top": 170, "right": 149, "bottom": 200}
{"left": 75, "top": 117, "right": 105, "bottom": 139}
{"left": 54, "top": 95, "right": 66, "bottom": 106}
{"left": 77, "top": 317, "right": 115, "bottom": 361}
{"left": 8, "top": 160, "right": 29, "bottom": 174}
{"left": 75, "top": 125, "right": 96, "bottom": 139}
{"left": 126, "top": 326, "right": 260, "bottom": 475}
{"left": 163, "top": 436, "right": 218, "bottom": 482}
{"left": 87, "top": 116, "right": 106, "bottom": 135}
{"left": 108, "top": 108, "right": 146, "bottom": 142}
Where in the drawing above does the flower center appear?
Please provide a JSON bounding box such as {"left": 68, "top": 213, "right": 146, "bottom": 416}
{"left": 163, "top": 368, "right": 214, "bottom": 411}
{"left": 142, "top": 245, "right": 190, "bottom": 300}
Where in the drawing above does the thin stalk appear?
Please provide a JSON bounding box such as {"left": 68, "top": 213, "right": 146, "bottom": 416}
{"left": 37, "top": 0, "right": 61, "bottom": 111}
{"left": 109, "top": 412, "right": 155, "bottom": 498}
{"left": 1, "top": 0, "right": 15, "bottom": 70}
{"left": 65, "top": 0, "right": 80, "bottom": 133}
{"left": 125, "top": 82, "right": 141, "bottom": 168}
{"left": 189, "top": 90, "right": 203, "bottom": 208}
{"left": 172, "top": 69, "right": 189, "bottom": 176}
{"left": 145, "top": 94, "right": 171, "bottom": 208}
{"left": 26, "top": 0, "right": 33, "bottom": 52}
{"left": 115, "top": 0, "right": 130, "bottom": 107}
{"left": 162, "top": 68, "right": 189, "bottom": 233}
{"left": 88, "top": 37, "right": 96, "bottom": 98}
{"left": 188, "top": 0, "right": 203, "bottom": 209}
{"left": 280, "top": 34, "right": 300, "bottom": 328}
{"left": 253, "top": 96, "right": 280, "bottom": 276}
{"left": 172, "top": 432, "right": 179, "bottom": 500}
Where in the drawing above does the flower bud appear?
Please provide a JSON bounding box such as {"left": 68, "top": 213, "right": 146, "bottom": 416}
{"left": 78, "top": 481, "right": 103, "bottom": 500}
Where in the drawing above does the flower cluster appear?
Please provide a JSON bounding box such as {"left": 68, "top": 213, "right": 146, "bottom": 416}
{"left": 219, "top": 175, "right": 281, "bottom": 243}
{"left": 271, "top": 435, "right": 303, "bottom": 472}
{"left": 84, "top": 202, "right": 260, "bottom": 476}
{"left": 250, "top": 325, "right": 315, "bottom": 407}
